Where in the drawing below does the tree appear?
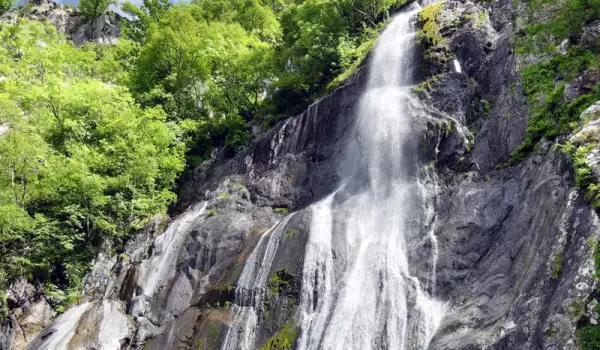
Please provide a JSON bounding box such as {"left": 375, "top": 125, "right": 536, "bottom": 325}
{"left": 0, "top": 19, "right": 185, "bottom": 301}
{"left": 0, "top": 0, "right": 13, "bottom": 15}
{"left": 78, "top": 0, "right": 115, "bottom": 21}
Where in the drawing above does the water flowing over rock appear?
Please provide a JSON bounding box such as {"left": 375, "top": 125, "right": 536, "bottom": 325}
{"left": 7, "top": 0, "right": 600, "bottom": 349}
{"left": 294, "top": 8, "right": 445, "bottom": 349}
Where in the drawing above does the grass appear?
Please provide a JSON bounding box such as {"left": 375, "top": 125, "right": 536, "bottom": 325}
{"left": 207, "top": 209, "right": 217, "bottom": 217}
{"left": 274, "top": 207, "right": 289, "bottom": 214}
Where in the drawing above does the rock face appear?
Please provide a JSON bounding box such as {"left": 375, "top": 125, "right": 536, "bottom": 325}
{"left": 1, "top": 0, "right": 121, "bottom": 45}
{"left": 0, "top": 279, "right": 55, "bottom": 350}
{"left": 4, "top": 0, "right": 600, "bottom": 349}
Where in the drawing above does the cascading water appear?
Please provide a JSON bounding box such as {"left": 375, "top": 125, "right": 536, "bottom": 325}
{"left": 222, "top": 4, "right": 444, "bottom": 349}
{"left": 296, "top": 6, "right": 445, "bottom": 349}
{"left": 222, "top": 215, "right": 296, "bottom": 350}
{"left": 295, "top": 6, "right": 445, "bottom": 349}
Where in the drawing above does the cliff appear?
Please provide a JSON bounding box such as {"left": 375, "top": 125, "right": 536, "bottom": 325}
{"left": 2, "top": 0, "right": 600, "bottom": 349}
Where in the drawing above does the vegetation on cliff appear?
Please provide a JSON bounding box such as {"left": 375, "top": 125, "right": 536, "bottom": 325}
{"left": 0, "top": 0, "right": 409, "bottom": 311}
{"left": 510, "top": 0, "right": 600, "bottom": 164}
{"left": 508, "top": 0, "right": 600, "bottom": 345}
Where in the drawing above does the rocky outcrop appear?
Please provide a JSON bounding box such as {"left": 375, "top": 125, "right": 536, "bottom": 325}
{"left": 1, "top": 0, "right": 120, "bottom": 45}
{"left": 0, "top": 279, "right": 55, "bottom": 350}
{"left": 26, "top": 300, "right": 133, "bottom": 350}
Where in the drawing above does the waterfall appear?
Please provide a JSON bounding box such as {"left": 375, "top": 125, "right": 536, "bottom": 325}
{"left": 221, "top": 214, "right": 296, "bottom": 350}
{"left": 222, "top": 5, "right": 445, "bottom": 349}
{"left": 296, "top": 6, "right": 445, "bottom": 349}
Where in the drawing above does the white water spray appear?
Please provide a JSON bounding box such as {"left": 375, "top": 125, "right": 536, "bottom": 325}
{"left": 296, "top": 6, "right": 445, "bottom": 349}
{"left": 222, "top": 5, "right": 445, "bottom": 350}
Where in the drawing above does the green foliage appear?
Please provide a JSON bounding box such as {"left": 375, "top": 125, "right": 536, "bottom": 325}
{"left": 510, "top": 48, "right": 600, "bottom": 163}
{"left": 259, "top": 320, "right": 299, "bottom": 350}
{"left": 327, "top": 31, "right": 378, "bottom": 91}
{"left": 267, "top": 269, "right": 292, "bottom": 294}
{"left": 0, "top": 0, "right": 13, "bottom": 15}
{"left": 578, "top": 325, "right": 600, "bottom": 350}
{"left": 587, "top": 237, "right": 600, "bottom": 279}
{"left": 551, "top": 252, "right": 564, "bottom": 279}
{"left": 417, "top": 3, "right": 444, "bottom": 49}
{"left": 0, "top": 20, "right": 184, "bottom": 294}
{"left": 207, "top": 210, "right": 218, "bottom": 217}
{"left": 515, "top": 0, "right": 600, "bottom": 55}
{"left": 78, "top": 0, "right": 115, "bottom": 21}
{"left": 510, "top": 0, "right": 600, "bottom": 164}
{"left": 269, "top": 0, "right": 406, "bottom": 115}
{"left": 0, "top": 0, "right": 423, "bottom": 311}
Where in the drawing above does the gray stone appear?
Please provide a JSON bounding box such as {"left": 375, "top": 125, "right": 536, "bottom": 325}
{"left": 581, "top": 19, "right": 600, "bottom": 52}
{"left": 564, "top": 70, "right": 600, "bottom": 104}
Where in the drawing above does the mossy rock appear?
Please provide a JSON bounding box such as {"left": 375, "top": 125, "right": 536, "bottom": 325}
{"left": 258, "top": 320, "right": 299, "bottom": 350}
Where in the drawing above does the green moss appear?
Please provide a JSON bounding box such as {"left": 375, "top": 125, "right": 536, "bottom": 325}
{"left": 284, "top": 229, "right": 298, "bottom": 240}
{"left": 481, "top": 99, "right": 491, "bottom": 117}
{"left": 462, "top": 11, "right": 488, "bottom": 27}
{"left": 417, "top": 3, "right": 445, "bottom": 49}
{"left": 267, "top": 270, "right": 289, "bottom": 294}
{"left": 208, "top": 324, "right": 220, "bottom": 347}
{"left": 229, "top": 183, "right": 247, "bottom": 191}
{"left": 445, "top": 120, "right": 453, "bottom": 138}
{"left": 259, "top": 320, "right": 299, "bottom": 350}
{"left": 119, "top": 252, "right": 129, "bottom": 262}
{"left": 267, "top": 269, "right": 293, "bottom": 294}
{"left": 568, "top": 298, "right": 586, "bottom": 321}
{"left": 219, "top": 192, "right": 230, "bottom": 199}
{"left": 412, "top": 74, "right": 445, "bottom": 93}
{"left": 274, "top": 207, "right": 289, "bottom": 214}
{"left": 578, "top": 324, "right": 600, "bottom": 350}
{"left": 207, "top": 210, "right": 218, "bottom": 217}
{"left": 551, "top": 252, "right": 564, "bottom": 279}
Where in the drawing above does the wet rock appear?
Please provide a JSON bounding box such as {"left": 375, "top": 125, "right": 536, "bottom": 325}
{"left": 27, "top": 300, "right": 133, "bottom": 350}
{"left": 72, "top": 12, "right": 121, "bottom": 45}
{"left": 563, "top": 70, "right": 600, "bottom": 104}
{"left": 82, "top": 253, "right": 116, "bottom": 300}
